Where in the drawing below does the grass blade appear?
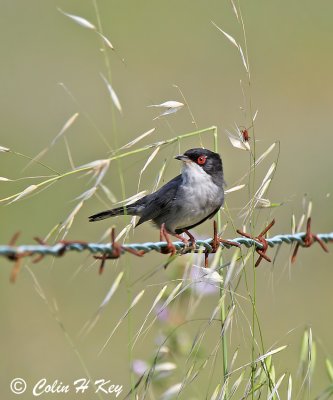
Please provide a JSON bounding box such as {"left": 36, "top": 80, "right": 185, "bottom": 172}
{"left": 100, "top": 74, "right": 122, "bottom": 114}
{"left": 81, "top": 272, "right": 124, "bottom": 336}
{"left": 268, "top": 373, "right": 285, "bottom": 400}
{"left": 8, "top": 184, "right": 37, "bottom": 204}
{"left": 132, "top": 285, "right": 168, "bottom": 348}
{"left": 287, "top": 374, "right": 292, "bottom": 400}
{"left": 58, "top": 9, "right": 96, "bottom": 30}
{"left": 98, "top": 290, "right": 145, "bottom": 355}
{"left": 120, "top": 128, "right": 155, "bottom": 150}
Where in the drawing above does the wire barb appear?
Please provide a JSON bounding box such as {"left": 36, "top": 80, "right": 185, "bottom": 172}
{"left": 237, "top": 219, "right": 275, "bottom": 267}
{"left": 8, "top": 232, "right": 25, "bottom": 283}
{"left": 291, "top": 217, "right": 329, "bottom": 263}
{"left": 93, "top": 228, "right": 144, "bottom": 274}
{"left": 205, "top": 221, "right": 241, "bottom": 267}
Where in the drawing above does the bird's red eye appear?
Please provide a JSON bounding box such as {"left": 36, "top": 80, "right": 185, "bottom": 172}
{"left": 197, "top": 155, "right": 207, "bottom": 165}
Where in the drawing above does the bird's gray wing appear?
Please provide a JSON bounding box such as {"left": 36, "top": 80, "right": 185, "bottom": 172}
{"left": 136, "top": 175, "right": 182, "bottom": 226}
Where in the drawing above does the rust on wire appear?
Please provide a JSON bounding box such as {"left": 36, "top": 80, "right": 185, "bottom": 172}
{"left": 32, "top": 237, "right": 47, "bottom": 263}
{"left": 237, "top": 219, "right": 275, "bottom": 267}
{"left": 291, "top": 217, "right": 329, "bottom": 263}
{"left": 205, "top": 221, "right": 241, "bottom": 267}
{"left": 94, "top": 228, "right": 144, "bottom": 274}
{"left": 8, "top": 232, "right": 25, "bottom": 283}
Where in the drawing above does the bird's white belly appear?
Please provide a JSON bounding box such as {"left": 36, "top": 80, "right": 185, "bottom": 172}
{"left": 173, "top": 174, "right": 223, "bottom": 230}
{"left": 174, "top": 200, "right": 217, "bottom": 230}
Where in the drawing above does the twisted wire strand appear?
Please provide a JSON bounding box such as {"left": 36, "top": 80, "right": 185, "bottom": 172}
{"left": 0, "top": 232, "right": 332, "bottom": 260}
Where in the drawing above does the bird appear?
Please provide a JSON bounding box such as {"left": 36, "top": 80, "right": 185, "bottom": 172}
{"left": 89, "top": 148, "right": 225, "bottom": 249}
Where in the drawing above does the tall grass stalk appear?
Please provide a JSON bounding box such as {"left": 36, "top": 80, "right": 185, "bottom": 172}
{"left": 214, "top": 128, "right": 229, "bottom": 396}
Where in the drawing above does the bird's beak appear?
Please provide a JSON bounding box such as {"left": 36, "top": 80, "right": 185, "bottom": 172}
{"left": 175, "top": 154, "right": 191, "bottom": 162}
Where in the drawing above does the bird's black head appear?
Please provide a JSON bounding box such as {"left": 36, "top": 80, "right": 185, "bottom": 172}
{"left": 175, "top": 148, "right": 224, "bottom": 185}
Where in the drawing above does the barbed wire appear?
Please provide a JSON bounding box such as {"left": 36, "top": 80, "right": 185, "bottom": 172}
{"left": 1, "top": 226, "right": 331, "bottom": 262}
{"left": 1, "top": 218, "right": 331, "bottom": 282}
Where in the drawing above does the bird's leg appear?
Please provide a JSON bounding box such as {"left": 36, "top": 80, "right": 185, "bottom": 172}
{"left": 174, "top": 233, "right": 189, "bottom": 245}
{"left": 174, "top": 230, "right": 196, "bottom": 252}
{"left": 174, "top": 230, "right": 196, "bottom": 244}
{"left": 182, "top": 230, "right": 197, "bottom": 252}
{"left": 183, "top": 230, "right": 196, "bottom": 245}
{"left": 160, "top": 223, "right": 177, "bottom": 256}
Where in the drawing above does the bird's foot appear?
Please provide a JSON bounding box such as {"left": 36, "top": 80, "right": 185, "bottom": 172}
{"left": 174, "top": 230, "right": 196, "bottom": 252}
{"left": 174, "top": 233, "right": 189, "bottom": 245}
{"left": 160, "top": 224, "right": 181, "bottom": 269}
{"left": 184, "top": 230, "right": 196, "bottom": 247}
{"left": 160, "top": 223, "right": 177, "bottom": 256}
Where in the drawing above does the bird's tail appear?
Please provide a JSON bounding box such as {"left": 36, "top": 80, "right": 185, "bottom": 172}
{"left": 89, "top": 204, "right": 139, "bottom": 222}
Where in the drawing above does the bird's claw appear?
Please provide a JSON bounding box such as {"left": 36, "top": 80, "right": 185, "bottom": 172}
{"left": 174, "top": 232, "right": 197, "bottom": 254}
{"left": 160, "top": 223, "right": 177, "bottom": 256}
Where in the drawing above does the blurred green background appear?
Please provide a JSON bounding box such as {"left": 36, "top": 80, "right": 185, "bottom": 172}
{"left": 1, "top": 1, "right": 333, "bottom": 399}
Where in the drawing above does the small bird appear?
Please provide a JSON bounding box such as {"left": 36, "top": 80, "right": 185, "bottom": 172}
{"left": 89, "top": 148, "right": 225, "bottom": 245}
